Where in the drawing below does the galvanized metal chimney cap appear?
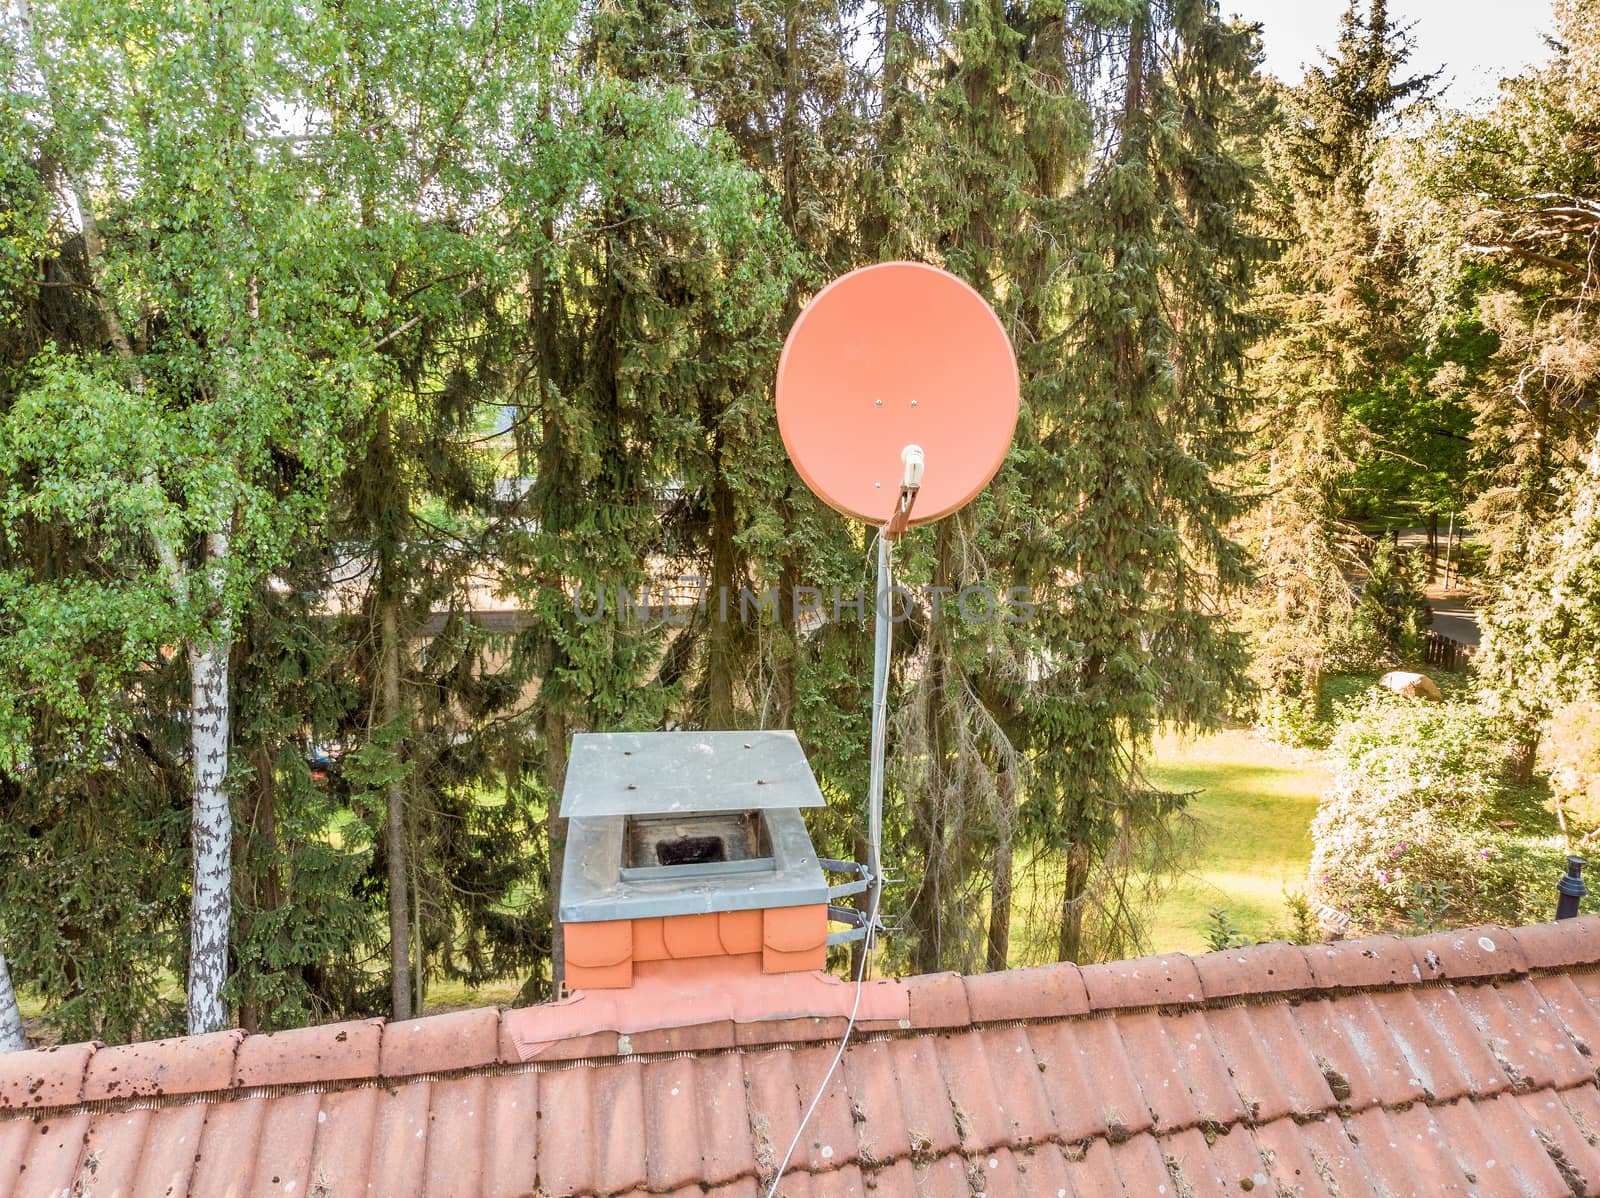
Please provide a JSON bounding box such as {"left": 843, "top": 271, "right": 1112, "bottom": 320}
{"left": 558, "top": 730, "right": 827, "bottom": 819}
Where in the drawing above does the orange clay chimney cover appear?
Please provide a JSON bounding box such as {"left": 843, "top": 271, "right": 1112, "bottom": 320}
{"left": 776, "top": 260, "right": 1020, "bottom": 527}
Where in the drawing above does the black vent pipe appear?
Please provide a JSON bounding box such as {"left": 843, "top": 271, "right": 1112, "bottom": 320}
{"left": 1557, "top": 856, "right": 1587, "bottom": 920}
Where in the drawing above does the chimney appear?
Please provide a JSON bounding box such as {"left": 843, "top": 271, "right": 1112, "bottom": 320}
{"left": 557, "top": 731, "right": 833, "bottom": 990}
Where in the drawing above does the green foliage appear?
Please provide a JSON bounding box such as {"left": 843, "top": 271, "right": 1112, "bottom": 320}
{"left": 1542, "top": 702, "right": 1600, "bottom": 835}
{"left": 1203, "top": 908, "right": 1253, "bottom": 952}
{"left": 1310, "top": 691, "right": 1554, "bottom": 930}
{"left": 1351, "top": 537, "right": 1429, "bottom": 661}
{"left": 1278, "top": 890, "right": 1320, "bottom": 946}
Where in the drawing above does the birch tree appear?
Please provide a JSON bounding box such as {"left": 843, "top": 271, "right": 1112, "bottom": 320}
{"left": 0, "top": 951, "right": 22, "bottom": 1052}
{"left": 1, "top": 0, "right": 411, "bottom": 1032}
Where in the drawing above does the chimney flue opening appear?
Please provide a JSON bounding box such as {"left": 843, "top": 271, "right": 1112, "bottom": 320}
{"left": 620, "top": 810, "right": 775, "bottom": 881}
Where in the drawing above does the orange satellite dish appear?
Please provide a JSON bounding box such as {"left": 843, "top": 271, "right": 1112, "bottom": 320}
{"left": 776, "top": 261, "right": 1019, "bottom": 527}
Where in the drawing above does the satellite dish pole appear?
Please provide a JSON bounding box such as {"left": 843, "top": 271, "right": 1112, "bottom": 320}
{"left": 863, "top": 443, "right": 924, "bottom": 937}
{"left": 775, "top": 261, "right": 1019, "bottom": 953}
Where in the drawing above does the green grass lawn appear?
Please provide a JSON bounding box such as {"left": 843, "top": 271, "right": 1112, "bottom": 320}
{"left": 1143, "top": 728, "right": 1330, "bottom": 954}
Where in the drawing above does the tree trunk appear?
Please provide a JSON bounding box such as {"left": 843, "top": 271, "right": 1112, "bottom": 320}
{"left": 1056, "top": 843, "right": 1090, "bottom": 963}
{"left": 381, "top": 594, "right": 412, "bottom": 1021}
{"left": 986, "top": 827, "right": 1014, "bottom": 972}
{"left": 544, "top": 706, "right": 570, "bottom": 999}
{"left": 706, "top": 468, "right": 738, "bottom": 728}
{"left": 1427, "top": 511, "right": 1439, "bottom": 581}
{"left": 1513, "top": 732, "right": 1540, "bottom": 784}
{"left": 0, "top": 951, "right": 24, "bottom": 1053}
{"left": 187, "top": 635, "right": 233, "bottom": 1034}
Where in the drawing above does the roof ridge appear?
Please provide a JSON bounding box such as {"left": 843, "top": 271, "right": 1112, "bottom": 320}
{"left": 4, "top": 916, "right": 1597, "bottom": 1115}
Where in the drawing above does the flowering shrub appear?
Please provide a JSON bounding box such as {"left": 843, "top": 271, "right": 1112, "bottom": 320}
{"left": 1309, "top": 691, "right": 1551, "bottom": 930}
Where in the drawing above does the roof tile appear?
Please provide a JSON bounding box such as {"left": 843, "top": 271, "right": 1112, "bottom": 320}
{"left": 1254, "top": 1115, "right": 1365, "bottom": 1198}
{"left": 1064, "top": 1137, "right": 1128, "bottom": 1197}
{"left": 1011, "top": 1142, "right": 1079, "bottom": 1198}
{"left": 531, "top": 1066, "right": 595, "bottom": 1196}
{"left": 1560, "top": 1082, "right": 1600, "bottom": 1152}
{"left": 628, "top": 1016, "right": 739, "bottom": 1055}
{"left": 73, "top": 1106, "right": 150, "bottom": 1195}
{"left": 1408, "top": 924, "right": 1528, "bottom": 982}
{"left": 188, "top": 1095, "right": 267, "bottom": 1195}
{"left": 1049, "top": 1016, "right": 1153, "bottom": 1142}
{"left": 16, "top": 1109, "right": 90, "bottom": 1198}
{"left": 1302, "top": 935, "right": 1420, "bottom": 989}
{"left": 480, "top": 1071, "right": 539, "bottom": 1198}
{"left": 1256, "top": 1000, "right": 1342, "bottom": 1115}
{"left": 963, "top": 961, "right": 1088, "bottom": 1023}
{"left": 1203, "top": 1004, "right": 1305, "bottom": 1126}
{"left": 1112, "top": 1011, "right": 1196, "bottom": 1131}
{"left": 233, "top": 1017, "right": 383, "bottom": 1088}
{"left": 0, "top": 1119, "right": 31, "bottom": 1195}
{"left": 1458, "top": 977, "right": 1594, "bottom": 1090}
{"left": 127, "top": 1101, "right": 207, "bottom": 1198}
{"left": 1530, "top": 971, "right": 1600, "bottom": 1058}
{"left": 1291, "top": 994, "right": 1423, "bottom": 1110}
{"left": 0, "top": 1040, "right": 95, "bottom": 1109}
{"left": 1511, "top": 919, "right": 1600, "bottom": 971}
{"left": 364, "top": 1080, "right": 431, "bottom": 1197}
{"left": 1385, "top": 1102, "right": 1472, "bottom": 1196}
{"left": 934, "top": 1028, "right": 1011, "bottom": 1152}
{"left": 589, "top": 1055, "right": 650, "bottom": 1193}
{"left": 880, "top": 1036, "right": 962, "bottom": 1160}
{"left": 787, "top": 1043, "right": 860, "bottom": 1175}
{"left": 906, "top": 972, "right": 971, "bottom": 1029}
{"left": 700, "top": 1052, "right": 761, "bottom": 1187}
{"left": 1373, "top": 987, "right": 1507, "bottom": 1101}
{"left": 380, "top": 1007, "right": 500, "bottom": 1079}
{"left": 1517, "top": 1087, "right": 1600, "bottom": 1197}
{"left": 1193, "top": 939, "right": 1315, "bottom": 999}
{"left": 1079, "top": 951, "right": 1201, "bottom": 1009}
{"left": 249, "top": 1089, "right": 321, "bottom": 1198}
{"left": 305, "top": 1085, "right": 380, "bottom": 1198}
{"left": 82, "top": 1028, "right": 241, "bottom": 1101}
{"left": 912, "top": 1153, "right": 977, "bottom": 1198}
{"left": 1287, "top": 1114, "right": 1380, "bottom": 1198}
{"left": 838, "top": 1038, "right": 909, "bottom": 1166}
{"left": 421, "top": 1074, "right": 488, "bottom": 1198}
{"left": 1106, "top": 1127, "right": 1175, "bottom": 1193}
{"left": 1160, "top": 1124, "right": 1232, "bottom": 1196}
{"left": 733, "top": 1014, "right": 848, "bottom": 1049}
{"left": 643, "top": 1055, "right": 711, "bottom": 1191}
{"left": 1458, "top": 1091, "right": 1571, "bottom": 1197}
{"left": 972, "top": 1147, "right": 1025, "bottom": 1195}
{"left": 1161, "top": 1010, "right": 1251, "bottom": 1126}
{"left": 974, "top": 1025, "right": 1056, "bottom": 1148}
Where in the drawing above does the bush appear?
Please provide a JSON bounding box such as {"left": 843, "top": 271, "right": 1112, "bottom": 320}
{"left": 1542, "top": 701, "right": 1600, "bottom": 835}
{"left": 1309, "top": 691, "right": 1550, "bottom": 930}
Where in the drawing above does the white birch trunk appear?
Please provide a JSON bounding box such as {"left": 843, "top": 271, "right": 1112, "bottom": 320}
{"left": 0, "top": 951, "right": 25, "bottom": 1053}
{"left": 186, "top": 527, "right": 235, "bottom": 1034}
{"left": 186, "top": 636, "right": 232, "bottom": 1034}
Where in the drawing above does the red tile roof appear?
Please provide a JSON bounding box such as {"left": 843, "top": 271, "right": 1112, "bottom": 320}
{"left": 7, "top": 919, "right": 1600, "bottom": 1195}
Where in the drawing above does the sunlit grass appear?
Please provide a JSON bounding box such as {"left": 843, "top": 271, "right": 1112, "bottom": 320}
{"left": 1004, "top": 726, "right": 1331, "bottom": 962}
{"left": 1143, "top": 727, "right": 1329, "bottom": 953}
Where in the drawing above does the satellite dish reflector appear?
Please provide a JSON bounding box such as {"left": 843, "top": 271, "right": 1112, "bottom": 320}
{"left": 776, "top": 261, "right": 1019, "bottom": 527}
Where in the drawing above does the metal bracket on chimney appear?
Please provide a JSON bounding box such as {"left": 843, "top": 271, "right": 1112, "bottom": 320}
{"left": 820, "top": 858, "right": 872, "bottom": 901}
{"left": 825, "top": 902, "right": 884, "bottom": 947}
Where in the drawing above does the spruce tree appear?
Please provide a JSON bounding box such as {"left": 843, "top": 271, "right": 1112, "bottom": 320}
{"left": 1247, "top": 0, "right": 1433, "bottom": 719}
